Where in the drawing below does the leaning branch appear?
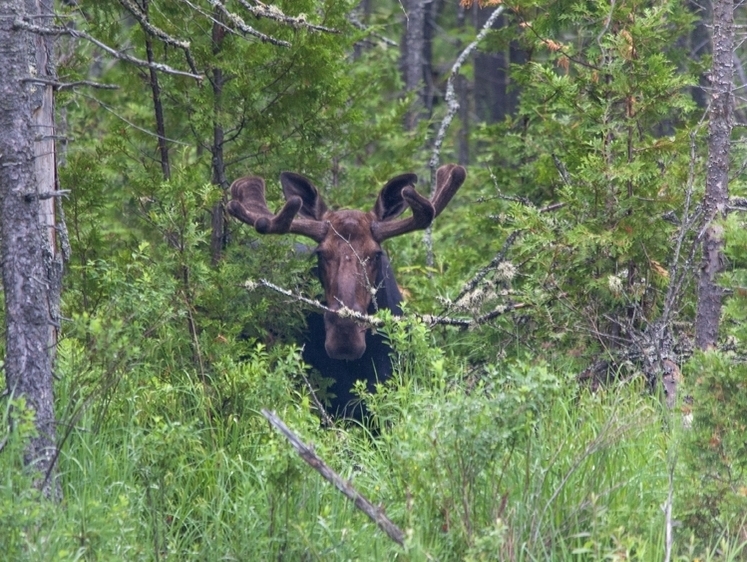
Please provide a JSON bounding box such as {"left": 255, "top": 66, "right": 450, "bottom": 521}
{"left": 13, "top": 19, "right": 204, "bottom": 81}
{"left": 428, "top": 5, "right": 504, "bottom": 176}
{"left": 425, "top": 5, "right": 504, "bottom": 266}
{"left": 261, "top": 409, "right": 406, "bottom": 546}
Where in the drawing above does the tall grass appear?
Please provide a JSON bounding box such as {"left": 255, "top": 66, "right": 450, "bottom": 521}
{"left": 1, "top": 321, "right": 745, "bottom": 560}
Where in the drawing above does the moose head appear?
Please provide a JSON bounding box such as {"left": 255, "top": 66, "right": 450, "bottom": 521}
{"left": 228, "top": 164, "right": 467, "bottom": 361}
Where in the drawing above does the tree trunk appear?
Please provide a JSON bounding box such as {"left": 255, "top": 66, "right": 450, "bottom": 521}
{"left": 473, "top": 5, "right": 507, "bottom": 123}
{"left": 695, "top": 0, "right": 733, "bottom": 350}
{"left": 402, "top": 0, "right": 427, "bottom": 130}
{"left": 209, "top": 19, "right": 228, "bottom": 265}
{"left": 0, "top": 0, "right": 60, "bottom": 499}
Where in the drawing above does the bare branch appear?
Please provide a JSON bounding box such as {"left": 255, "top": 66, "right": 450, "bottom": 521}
{"left": 261, "top": 409, "right": 406, "bottom": 547}
{"left": 77, "top": 91, "right": 191, "bottom": 146}
{"left": 453, "top": 230, "right": 522, "bottom": 305}
{"left": 348, "top": 12, "right": 397, "bottom": 46}
{"left": 13, "top": 18, "right": 204, "bottom": 81}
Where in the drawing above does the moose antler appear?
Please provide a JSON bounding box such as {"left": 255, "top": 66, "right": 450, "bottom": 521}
{"left": 227, "top": 176, "right": 328, "bottom": 241}
{"left": 371, "top": 164, "right": 466, "bottom": 241}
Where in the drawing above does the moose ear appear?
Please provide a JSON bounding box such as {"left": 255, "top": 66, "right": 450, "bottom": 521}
{"left": 373, "top": 173, "right": 419, "bottom": 222}
{"left": 280, "top": 172, "right": 328, "bottom": 220}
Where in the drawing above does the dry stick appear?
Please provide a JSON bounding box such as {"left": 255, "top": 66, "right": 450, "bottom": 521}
{"left": 424, "top": 5, "right": 505, "bottom": 267}
{"left": 261, "top": 409, "right": 406, "bottom": 547}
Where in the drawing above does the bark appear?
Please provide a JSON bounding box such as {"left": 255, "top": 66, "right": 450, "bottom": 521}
{"left": 0, "top": 0, "right": 60, "bottom": 499}
{"left": 695, "top": 0, "right": 733, "bottom": 350}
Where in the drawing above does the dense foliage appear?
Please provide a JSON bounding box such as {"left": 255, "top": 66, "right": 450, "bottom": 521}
{"left": 2, "top": 0, "right": 747, "bottom": 559}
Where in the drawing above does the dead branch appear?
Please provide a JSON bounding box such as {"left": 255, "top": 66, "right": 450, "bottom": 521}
{"left": 237, "top": 0, "right": 339, "bottom": 33}
{"left": 261, "top": 409, "right": 405, "bottom": 547}
{"left": 117, "top": 0, "right": 191, "bottom": 50}
{"left": 244, "top": 278, "right": 527, "bottom": 329}
{"left": 428, "top": 5, "right": 504, "bottom": 175}
{"left": 117, "top": 0, "right": 199, "bottom": 75}
{"left": 21, "top": 77, "right": 119, "bottom": 90}
{"left": 13, "top": 19, "right": 204, "bottom": 81}
{"left": 425, "top": 5, "right": 505, "bottom": 267}
{"left": 453, "top": 230, "right": 522, "bottom": 306}
{"left": 206, "top": 0, "right": 291, "bottom": 47}
{"left": 348, "top": 12, "right": 397, "bottom": 46}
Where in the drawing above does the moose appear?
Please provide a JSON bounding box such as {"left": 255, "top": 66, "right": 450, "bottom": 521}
{"left": 228, "top": 164, "right": 467, "bottom": 419}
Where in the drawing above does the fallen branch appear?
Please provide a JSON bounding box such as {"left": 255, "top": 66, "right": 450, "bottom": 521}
{"left": 261, "top": 409, "right": 405, "bottom": 546}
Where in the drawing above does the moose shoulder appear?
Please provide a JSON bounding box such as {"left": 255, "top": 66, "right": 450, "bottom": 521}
{"left": 228, "top": 164, "right": 467, "bottom": 418}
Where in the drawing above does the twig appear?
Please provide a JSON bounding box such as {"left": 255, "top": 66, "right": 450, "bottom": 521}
{"left": 425, "top": 5, "right": 505, "bottom": 267}
{"left": 453, "top": 230, "right": 522, "bottom": 305}
{"left": 261, "top": 409, "right": 406, "bottom": 546}
{"left": 298, "top": 363, "right": 335, "bottom": 428}
{"left": 348, "top": 12, "right": 398, "bottom": 46}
